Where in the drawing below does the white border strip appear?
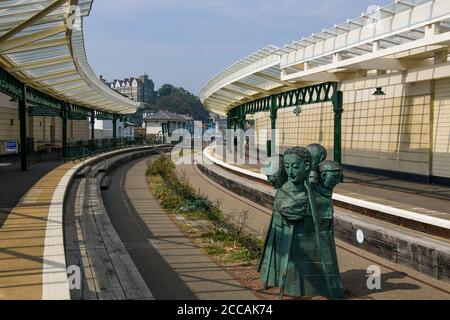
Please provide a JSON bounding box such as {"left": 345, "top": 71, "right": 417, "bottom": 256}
{"left": 42, "top": 146, "right": 155, "bottom": 300}
{"left": 203, "top": 146, "right": 268, "bottom": 181}
{"left": 203, "top": 147, "right": 450, "bottom": 230}
{"left": 42, "top": 162, "right": 84, "bottom": 300}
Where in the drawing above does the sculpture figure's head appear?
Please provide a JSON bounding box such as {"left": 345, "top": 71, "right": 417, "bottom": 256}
{"left": 318, "top": 161, "right": 343, "bottom": 190}
{"left": 307, "top": 144, "right": 328, "bottom": 169}
{"left": 263, "top": 155, "right": 288, "bottom": 189}
{"left": 283, "top": 147, "right": 312, "bottom": 187}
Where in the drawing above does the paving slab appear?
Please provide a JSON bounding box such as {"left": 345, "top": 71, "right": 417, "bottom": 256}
{"left": 102, "top": 158, "right": 257, "bottom": 300}
{"left": 0, "top": 162, "right": 75, "bottom": 300}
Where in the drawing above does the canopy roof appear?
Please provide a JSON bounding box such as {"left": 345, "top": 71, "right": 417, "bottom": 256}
{"left": 200, "top": 0, "right": 450, "bottom": 116}
{"left": 0, "top": 0, "right": 139, "bottom": 114}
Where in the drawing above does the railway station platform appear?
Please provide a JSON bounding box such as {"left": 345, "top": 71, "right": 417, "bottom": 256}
{"left": 203, "top": 146, "right": 450, "bottom": 239}
{"left": 198, "top": 146, "right": 450, "bottom": 283}
{"left": 175, "top": 161, "right": 450, "bottom": 300}
{"left": 0, "top": 146, "right": 165, "bottom": 300}
{"left": 0, "top": 145, "right": 448, "bottom": 300}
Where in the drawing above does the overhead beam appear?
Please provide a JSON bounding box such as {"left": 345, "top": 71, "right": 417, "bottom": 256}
{"left": 0, "top": 0, "right": 69, "bottom": 43}
{"left": 9, "top": 56, "right": 72, "bottom": 72}
{"left": 206, "top": 99, "right": 227, "bottom": 108}
{"left": 1, "top": 38, "right": 69, "bottom": 55}
{"left": 213, "top": 92, "right": 243, "bottom": 102}
{"left": 232, "top": 81, "right": 270, "bottom": 94}
{"left": 220, "top": 87, "right": 254, "bottom": 98}
{"left": 38, "top": 78, "right": 82, "bottom": 90}
{"left": 58, "top": 84, "right": 89, "bottom": 94}
{"left": 208, "top": 95, "right": 235, "bottom": 104}
{"left": 291, "top": 71, "right": 342, "bottom": 82}
{"left": 254, "top": 72, "right": 296, "bottom": 87}
{"left": 353, "top": 57, "right": 429, "bottom": 70}
{"left": 206, "top": 101, "right": 228, "bottom": 111}
{"left": 0, "top": 25, "right": 66, "bottom": 53}
{"left": 69, "top": 91, "right": 97, "bottom": 100}
{"left": 32, "top": 69, "right": 78, "bottom": 82}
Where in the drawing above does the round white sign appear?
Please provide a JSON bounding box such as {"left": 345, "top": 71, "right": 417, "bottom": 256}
{"left": 356, "top": 229, "right": 365, "bottom": 244}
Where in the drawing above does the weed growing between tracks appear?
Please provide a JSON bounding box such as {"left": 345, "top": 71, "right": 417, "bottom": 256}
{"left": 146, "top": 155, "right": 263, "bottom": 264}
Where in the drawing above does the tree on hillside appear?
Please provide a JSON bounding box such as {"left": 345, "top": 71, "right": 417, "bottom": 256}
{"left": 158, "top": 84, "right": 175, "bottom": 97}
{"left": 132, "top": 85, "right": 210, "bottom": 126}
{"left": 158, "top": 87, "right": 209, "bottom": 120}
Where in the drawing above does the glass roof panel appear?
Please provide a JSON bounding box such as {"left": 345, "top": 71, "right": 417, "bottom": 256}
{"left": 42, "top": 74, "right": 81, "bottom": 85}
{"left": 0, "top": 0, "right": 144, "bottom": 114}
{"left": 10, "top": 20, "right": 64, "bottom": 38}
{"left": 26, "top": 62, "right": 75, "bottom": 75}
{"left": 7, "top": 45, "right": 70, "bottom": 64}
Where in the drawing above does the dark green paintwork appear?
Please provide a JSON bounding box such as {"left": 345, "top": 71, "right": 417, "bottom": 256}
{"left": 0, "top": 64, "right": 129, "bottom": 171}
{"left": 226, "top": 82, "right": 344, "bottom": 165}
{"left": 62, "top": 103, "right": 68, "bottom": 159}
{"left": 259, "top": 146, "right": 344, "bottom": 300}
{"left": 18, "top": 84, "right": 27, "bottom": 171}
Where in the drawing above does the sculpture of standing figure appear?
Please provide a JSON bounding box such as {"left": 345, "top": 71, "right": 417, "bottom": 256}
{"left": 309, "top": 160, "right": 345, "bottom": 298}
{"left": 307, "top": 144, "right": 328, "bottom": 184}
{"left": 259, "top": 155, "right": 288, "bottom": 273}
{"left": 259, "top": 147, "right": 344, "bottom": 299}
{"left": 262, "top": 155, "right": 288, "bottom": 190}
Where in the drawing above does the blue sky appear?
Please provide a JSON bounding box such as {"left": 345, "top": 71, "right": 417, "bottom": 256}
{"left": 84, "top": 0, "right": 392, "bottom": 95}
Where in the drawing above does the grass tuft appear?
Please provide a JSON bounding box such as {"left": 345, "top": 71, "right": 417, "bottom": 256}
{"left": 146, "top": 156, "right": 263, "bottom": 264}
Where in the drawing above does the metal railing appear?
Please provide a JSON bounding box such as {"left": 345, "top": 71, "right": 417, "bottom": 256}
{"left": 0, "top": 137, "right": 161, "bottom": 165}
{"left": 67, "top": 137, "right": 150, "bottom": 162}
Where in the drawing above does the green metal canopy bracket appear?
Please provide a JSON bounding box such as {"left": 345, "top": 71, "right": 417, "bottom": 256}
{"left": 227, "top": 82, "right": 344, "bottom": 163}
{"left": 0, "top": 66, "right": 23, "bottom": 99}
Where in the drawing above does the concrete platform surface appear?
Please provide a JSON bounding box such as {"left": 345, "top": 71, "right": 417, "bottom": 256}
{"left": 0, "top": 161, "right": 75, "bottom": 300}
{"left": 102, "top": 158, "right": 257, "bottom": 300}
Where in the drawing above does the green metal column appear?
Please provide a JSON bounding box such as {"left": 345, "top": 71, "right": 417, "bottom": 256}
{"left": 90, "top": 110, "right": 95, "bottom": 141}
{"left": 238, "top": 106, "right": 246, "bottom": 130}
{"left": 18, "top": 84, "right": 28, "bottom": 171}
{"left": 226, "top": 114, "right": 232, "bottom": 154}
{"left": 161, "top": 123, "right": 165, "bottom": 144}
{"left": 112, "top": 115, "right": 117, "bottom": 147}
{"left": 268, "top": 95, "right": 277, "bottom": 158}
{"left": 333, "top": 90, "right": 344, "bottom": 164}
{"left": 238, "top": 106, "right": 246, "bottom": 160}
{"left": 113, "top": 115, "right": 117, "bottom": 138}
{"left": 62, "top": 103, "right": 68, "bottom": 159}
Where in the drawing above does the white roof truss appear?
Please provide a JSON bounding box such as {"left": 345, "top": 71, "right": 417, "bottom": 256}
{"left": 0, "top": 0, "right": 139, "bottom": 114}
{"left": 200, "top": 0, "right": 450, "bottom": 115}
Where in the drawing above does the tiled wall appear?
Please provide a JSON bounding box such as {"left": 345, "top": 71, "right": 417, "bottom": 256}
{"left": 254, "top": 111, "right": 271, "bottom": 149}
{"left": 68, "top": 119, "right": 89, "bottom": 142}
{"left": 433, "top": 78, "right": 450, "bottom": 178}
{"left": 255, "top": 76, "right": 435, "bottom": 177}
{"left": 0, "top": 90, "right": 89, "bottom": 154}
{"left": 0, "top": 93, "right": 19, "bottom": 154}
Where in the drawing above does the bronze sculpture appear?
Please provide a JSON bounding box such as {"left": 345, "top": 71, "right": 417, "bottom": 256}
{"left": 259, "top": 146, "right": 344, "bottom": 299}
{"left": 307, "top": 144, "right": 328, "bottom": 184}
{"left": 262, "top": 154, "right": 288, "bottom": 190}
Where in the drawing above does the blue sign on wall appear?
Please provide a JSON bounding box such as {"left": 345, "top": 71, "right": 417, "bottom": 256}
{"left": 6, "top": 141, "right": 18, "bottom": 153}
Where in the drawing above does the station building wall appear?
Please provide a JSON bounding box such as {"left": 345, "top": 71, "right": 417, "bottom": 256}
{"left": 433, "top": 78, "right": 450, "bottom": 180}
{"left": 254, "top": 75, "right": 450, "bottom": 183}
{"left": 0, "top": 93, "right": 19, "bottom": 154}
{"left": 68, "top": 119, "right": 89, "bottom": 142}
{"left": 0, "top": 92, "right": 90, "bottom": 154}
